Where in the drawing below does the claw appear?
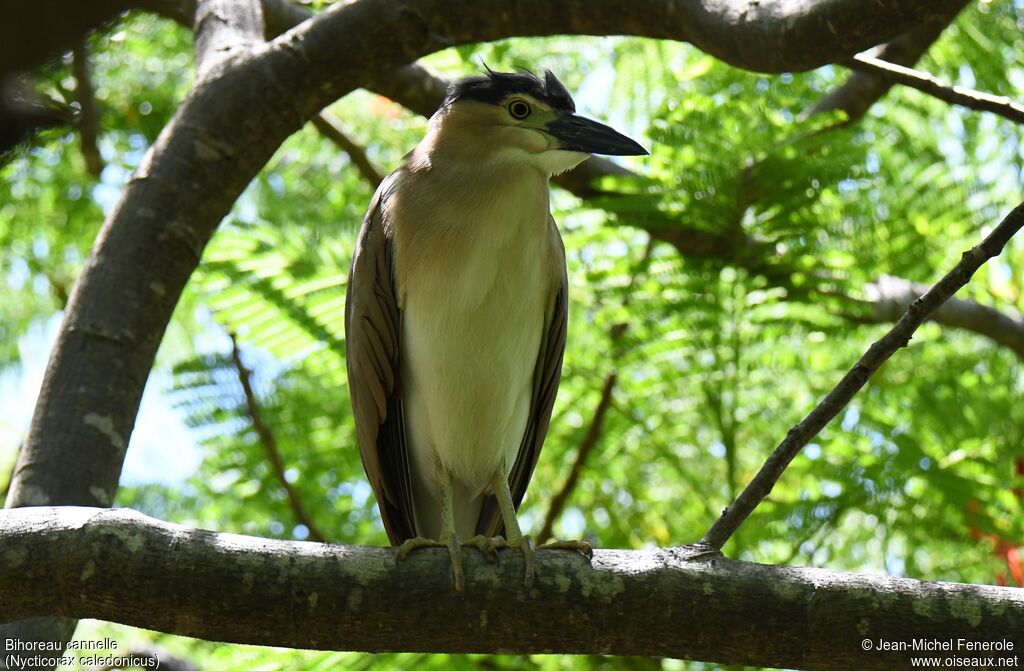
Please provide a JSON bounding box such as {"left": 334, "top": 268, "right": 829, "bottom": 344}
{"left": 445, "top": 533, "right": 464, "bottom": 592}
{"left": 519, "top": 534, "right": 537, "bottom": 589}
{"left": 538, "top": 538, "right": 593, "bottom": 560}
{"left": 395, "top": 535, "right": 466, "bottom": 592}
{"left": 463, "top": 534, "right": 501, "bottom": 562}
{"left": 488, "top": 534, "right": 537, "bottom": 588}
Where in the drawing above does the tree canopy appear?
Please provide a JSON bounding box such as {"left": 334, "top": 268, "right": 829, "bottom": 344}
{"left": 1, "top": 1, "right": 1023, "bottom": 669}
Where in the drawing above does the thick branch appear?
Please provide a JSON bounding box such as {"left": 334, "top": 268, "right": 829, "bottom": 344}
{"left": 807, "top": 0, "right": 971, "bottom": 122}
{"left": 192, "top": 0, "right": 263, "bottom": 74}
{"left": 702, "top": 202, "right": 1024, "bottom": 551}
{"left": 228, "top": 334, "right": 327, "bottom": 543}
{"left": 847, "top": 54, "right": 1024, "bottom": 125}
{"left": 3, "top": 507, "right": 1022, "bottom": 669}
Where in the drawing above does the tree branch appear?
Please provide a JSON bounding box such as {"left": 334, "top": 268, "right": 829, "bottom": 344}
{"left": 310, "top": 113, "right": 383, "bottom": 188}
{"left": 3, "top": 507, "right": 1022, "bottom": 669}
{"left": 228, "top": 333, "right": 328, "bottom": 543}
{"left": 701, "top": 201, "right": 1024, "bottom": 551}
{"left": 855, "top": 275, "right": 1024, "bottom": 360}
{"left": 71, "top": 41, "right": 103, "bottom": 178}
{"left": 806, "top": 0, "right": 971, "bottom": 122}
{"left": 846, "top": 53, "right": 1024, "bottom": 125}
{"left": 192, "top": 0, "right": 263, "bottom": 75}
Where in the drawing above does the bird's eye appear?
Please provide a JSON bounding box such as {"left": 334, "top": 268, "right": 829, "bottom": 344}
{"left": 507, "top": 99, "right": 531, "bottom": 119}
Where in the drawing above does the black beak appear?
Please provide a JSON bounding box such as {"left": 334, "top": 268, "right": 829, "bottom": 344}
{"left": 546, "top": 114, "right": 648, "bottom": 156}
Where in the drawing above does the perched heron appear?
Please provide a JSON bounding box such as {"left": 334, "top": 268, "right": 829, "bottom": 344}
{"left": 345, "top": 68, "right": 646, "bottom": 591}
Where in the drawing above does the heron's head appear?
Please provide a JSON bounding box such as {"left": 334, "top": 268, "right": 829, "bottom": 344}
{"left": 421, "top": 68, "right": 647, "bottom": 177}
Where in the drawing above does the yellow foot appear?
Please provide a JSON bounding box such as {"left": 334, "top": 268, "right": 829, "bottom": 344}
{"left": 396, "top": 534, "right": 465, "bottom": 592}
{"left": 491, "top": 534, "right": 537, "bottom": 589}
{"left": 491, "top": 536, "right": 594, "bottom": 589}
{"left": 538, "top": 538, "right": 594, "bottom": 560}
{"left": 462, "top": 534, "right": 502, "bottom": 562}
{"left": 396, "top": 534, "right": 510, "bottom": 591}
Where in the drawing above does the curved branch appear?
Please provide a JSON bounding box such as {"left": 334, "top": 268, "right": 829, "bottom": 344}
{"left": 3, "top": 507, "right": 1022, "bottom": 669}
{"left": 701, "top": 201, "right": 1024, "bottom": 551}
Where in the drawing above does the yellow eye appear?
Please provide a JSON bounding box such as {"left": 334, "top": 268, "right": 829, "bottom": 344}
{"left": 507, "top": 99, "right": 531, "bottom": 120}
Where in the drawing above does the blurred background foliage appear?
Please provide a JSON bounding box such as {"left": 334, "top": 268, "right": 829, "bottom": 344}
{"left": 2, "top": 1, "right": 1023, "bottom": 669}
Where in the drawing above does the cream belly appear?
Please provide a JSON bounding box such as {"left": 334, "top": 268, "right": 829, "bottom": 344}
{"left": 394, "top": 176, "right": 555, "bottom": 538}
{"left": 399, "top": 237, "right": 550, "bottom": 537}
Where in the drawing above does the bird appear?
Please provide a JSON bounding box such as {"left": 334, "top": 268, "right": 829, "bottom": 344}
{"left": 345, "top": 67, "right": 646, "bottom": 591}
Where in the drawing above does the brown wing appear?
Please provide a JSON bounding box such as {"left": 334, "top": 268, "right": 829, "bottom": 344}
{"left": 345, "top": 171, "right": 416, "bottom": 544}
{"left": 476, "top": 217, "right": 569, "bottom": 537}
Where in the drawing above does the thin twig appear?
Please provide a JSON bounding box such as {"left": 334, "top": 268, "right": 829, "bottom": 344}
{"left": 701, "top": 201, "right": 1024, "bottom": 551}
{"left": 229, "top": 333, "right": 328, "bottom": 542}
{"left": 537, "top": 372, "right": 618, "bottom": 544}
{"left": 537, "top": 239, "right": 654, "bottom": 542}
{"left": 312, "top": 113, "right": 384, "bottom": 188}
{"left": 72, "top": 40, "right": 103, "bottom": 177}
{"left": 848, "top": 54, "right": 1024, "bottom": 126}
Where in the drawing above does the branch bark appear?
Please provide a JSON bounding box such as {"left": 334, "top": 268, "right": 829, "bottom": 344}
{"left": 3, "top": 507, "right": 1022, "bottom": 670}
{"left": 192, "top": 0, "right": 263, "bottom": 75}
{"left": 806, "top": 0, "right": 971, "bottom": 122}
{"left": 701, "top": 201, "right": 1024, "bottom": 551}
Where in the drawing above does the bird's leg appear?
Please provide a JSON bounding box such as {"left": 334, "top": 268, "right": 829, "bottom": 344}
{"left": 489, "top": 473, "right": 594, "bottom": 589}
{"left": 489, "top": 472, "right": 538, "bottom": 588}
{"left": 396, "top": 468, "right": 466, "bottom": 591}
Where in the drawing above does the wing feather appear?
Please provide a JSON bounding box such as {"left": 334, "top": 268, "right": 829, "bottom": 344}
{"left": 345, "top": 172, "right": 416, "bottom": 544}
